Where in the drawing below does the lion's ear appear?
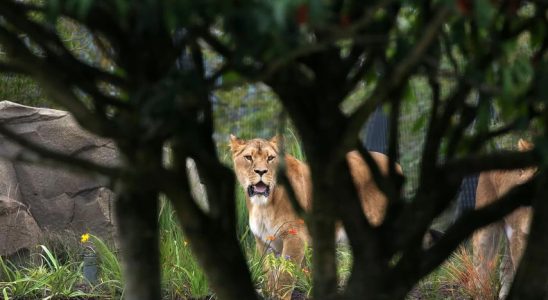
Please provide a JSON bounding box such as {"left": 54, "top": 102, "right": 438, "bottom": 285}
{"left": 269, "top": 135, "right": 280, "bottom": 145}
{"left": 229, "top": 134, "right": 246, "bottom": 153}
{"left": 269, "top": 135, "right": 282, "bottom": 153}
{"left": 518, "top": 139, "right": 534, "bottom": 151}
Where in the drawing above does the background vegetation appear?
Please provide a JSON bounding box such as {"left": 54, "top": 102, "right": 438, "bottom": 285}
{"left": 0, "top": 0, "right": 546, "bottom": 299}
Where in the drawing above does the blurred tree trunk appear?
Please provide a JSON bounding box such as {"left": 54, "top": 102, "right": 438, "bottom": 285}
{"left": 115, "top": 181, "right": 160, "bottom": 300}
{"left": 114, "top": 144, "right": 163, "bottom": 300}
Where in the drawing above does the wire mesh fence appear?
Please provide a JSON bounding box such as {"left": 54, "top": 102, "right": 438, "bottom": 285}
{"left": 213, "top": 79, "right": 529, "bottom": 226}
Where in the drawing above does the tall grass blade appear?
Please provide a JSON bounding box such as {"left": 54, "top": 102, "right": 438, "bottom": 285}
{"left": 39, "top": 245, "right": 60, "bottom": 271}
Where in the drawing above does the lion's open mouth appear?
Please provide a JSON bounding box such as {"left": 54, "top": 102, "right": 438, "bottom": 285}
{"left": 248, "top": 181, "right": 270, "bottom": 197}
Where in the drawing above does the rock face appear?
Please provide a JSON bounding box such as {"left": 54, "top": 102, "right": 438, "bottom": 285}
{"left": 0, "top": 196, "right": 41, "bottom": 257}
{"left": 0, "top": 101, "right": 118, "bottom": 257}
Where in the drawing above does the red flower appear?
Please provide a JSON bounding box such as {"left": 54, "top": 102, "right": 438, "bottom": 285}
{"left": 295, "top": 4, "right": 309, "bottom": 25}
{"left": 340, "top": 14, "right": 351, "bottom": 27}
{"left": 456, "top": 0, "right": 472, "bottom": 15}
{"left": 288, "top": 228, "right": 298, "bottom": 235}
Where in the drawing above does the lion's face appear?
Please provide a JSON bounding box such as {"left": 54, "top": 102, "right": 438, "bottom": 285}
{"left": 230, "top": 135, "right": 279, "bottom": 205}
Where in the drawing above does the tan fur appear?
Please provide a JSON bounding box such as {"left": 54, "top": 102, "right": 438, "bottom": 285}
{"left": 472, "top": 139, "right": 535, "bottom": 300}
{"left": 230, "top": 135, "right": 401, "bottom": 299}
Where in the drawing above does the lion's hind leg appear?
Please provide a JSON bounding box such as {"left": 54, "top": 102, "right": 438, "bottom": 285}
{"left": 499, "top": 207, "right": 532, "bottom": 299}
{"left": 472, "top": 222, "right": 503, "bottom": 295}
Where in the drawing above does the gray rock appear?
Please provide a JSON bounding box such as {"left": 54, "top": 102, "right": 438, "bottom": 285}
{"left": 0, "top": 101, "right": 118, "bottom": 256}
{"left": 0, "top": 196, "right": 41, "bottom": 256}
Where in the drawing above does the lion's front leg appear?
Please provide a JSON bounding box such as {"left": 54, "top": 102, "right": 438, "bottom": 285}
{"left": 255, "top": 236, "right": 268, "bottom": 256}
{"left": 267, "top": 235, "right": 306, "bottom": 300}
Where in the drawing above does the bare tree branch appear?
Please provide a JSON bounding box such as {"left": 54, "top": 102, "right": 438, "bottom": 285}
{"left": 343, "top": 5, "right": 451, "bottom": 153}
{"left": 443, "top": 150, "right": 539, "bottom": 177}
{"left": 196, "top": 27, "right": 233, "bottom": 59}
{"left": 0, "top": 1, "right": 128, "bottom": 90}
{"left": 445, "top": 103, "right": 479, "bottom": 159}
{"left": 467, "top": 118, "right": 525, "bottom": 151}
{"left": 0, "top": 61, "right": 28, "bottom": 74}
{"left": 413, "top": 175, "right": 538, "bottom": 279}
{"left": 345, "top": 53, "right": 375, "bottom": 92}
{"left": 324, "top": 0, "right": 395, "bottom": 32}
{"left": 0, "top": 25, "right": 118, "bottom": 136}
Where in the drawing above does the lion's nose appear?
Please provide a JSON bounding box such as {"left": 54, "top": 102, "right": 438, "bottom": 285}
{"left": 254, "top": 169, "right": 268, "bottom": 176}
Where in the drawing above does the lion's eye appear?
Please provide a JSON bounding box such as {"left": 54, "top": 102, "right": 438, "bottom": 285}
{"left": 244, "top": 155, "right": 253, "bottom": 161}
{"left": 268, "top": 155, "right": 276, "bottom": 162}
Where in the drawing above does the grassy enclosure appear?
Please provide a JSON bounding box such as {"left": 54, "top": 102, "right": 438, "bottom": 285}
{"left": 0, "top": 68, "right": 518, "bottom": 300}
{"left": 0, "top": 196, "right": 508, "bottom": 300}
{"left": 0, "top": 68, "right": 523, "bottom": 299}
{"left": 0, "top": 178, "right": 509, "bottom": 300}
{"left": 0, "top": 105, "right": 510, "bottom": 300}
{"left": 0, "top": 4, "right": 537, "bottom": 299}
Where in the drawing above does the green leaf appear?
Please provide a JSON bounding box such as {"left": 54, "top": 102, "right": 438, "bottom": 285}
{"left": 46, "top": 0, "right": 61, "bottom": 21}
{"left": 115, "top": 0, "right": 130, "bottom": 21}
{"left": 403, "top": 82, "right": 414, "bottom": 101}
{"left": 476, "top": 100, "right": 491, "bottom": 134}
{"left": 412, "top": 114, "right": 427, "bottom": 133}
{"left": 76, "top": 0, "right": 93, "bottom": 19}
{"left": 501, "top": 68, "right": 512, "bottom": 98}
{"left": 2, "top": 287, "right": 9, "bottom": 300}
{"left": 39, "top": 245, "right": 59, "bottom": 271}
{"left": 308, "top": 0, "right": 327, "bottom": 26}
{"left": 531, "top": 20, "right": 546, "bottom": 50}
{"left": 222, "top": 71, "right": 244, "bottom": 86}
{"left": 474, "top": 0, "right": 495, "bottom": 30}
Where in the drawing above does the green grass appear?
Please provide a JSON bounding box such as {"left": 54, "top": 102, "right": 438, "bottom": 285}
{"left": 409, "top": 246, "right": 502, "bottom": 300}
{"left": 159, "top": 200, "right": 210, "bottom": 299}
{"left": 0, "top": 246, "right": 94, "bottom": 299}
{"left": 0, "top": 203, "right": 506, "bottom": 300}
{"left": 0, "top": 74, "right": 51, "bottom": 108}
{"left": 90, "top": 235, "right": 123, "bottom": 298}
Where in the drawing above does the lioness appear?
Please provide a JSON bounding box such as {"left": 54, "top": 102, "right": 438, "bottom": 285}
{"left": 230, "top": 135, "right": 401, "bottom": 299}
{"left": 472, "top": 139, "right": 535, "bottom": 300}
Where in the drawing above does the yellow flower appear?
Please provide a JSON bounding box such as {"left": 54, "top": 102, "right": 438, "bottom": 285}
{"left": 184, "top": 240, "right": 188, "bottom": 247}
{"left": 81, "top": 233, "right": 90, "bottom": 243}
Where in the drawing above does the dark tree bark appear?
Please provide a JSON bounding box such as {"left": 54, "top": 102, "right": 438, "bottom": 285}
{"left": 112, "top": 143, "right": 164, "bottom": 300}
{"left": 114, "top": 180, "right": 161, "bottom": 300}
{"left": 164, "top": 162, "right": 259, "bottom": 300}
